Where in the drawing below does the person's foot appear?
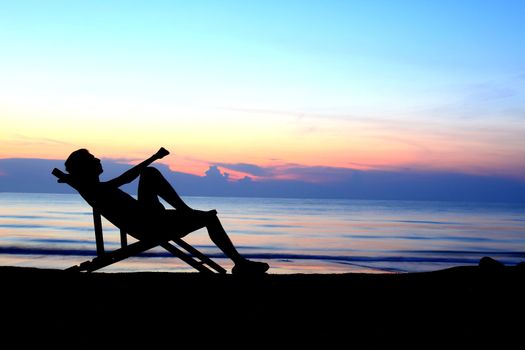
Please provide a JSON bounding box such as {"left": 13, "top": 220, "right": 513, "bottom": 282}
{"left": 232, "top": 260, "right": 269, "bottom": 275}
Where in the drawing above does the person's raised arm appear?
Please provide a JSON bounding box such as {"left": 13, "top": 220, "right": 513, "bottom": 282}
{"left": 107, "top": 147, "right": 170, "bottom": 187}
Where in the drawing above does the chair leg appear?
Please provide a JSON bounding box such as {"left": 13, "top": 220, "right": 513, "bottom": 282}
{"left": 160, "top": 242, "right": 213, "bottom": 274}
{"left": 67, "top": 239, "right": 161, "bottom": 273}
{"left": 66, "top": 237, "right": 226, "bottom": 274}
{"left": 172, "top": 238, "right": 227, "bottom": 274}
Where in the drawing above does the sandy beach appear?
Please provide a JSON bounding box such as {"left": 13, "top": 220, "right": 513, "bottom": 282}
{"left": 1, "top": 259, "right": 524, "bottom": 348}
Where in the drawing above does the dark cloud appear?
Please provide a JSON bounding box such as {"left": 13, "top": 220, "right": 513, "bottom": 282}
{"left": 1, "top": 158, "right": 525, "bottom": 202}
{"left": 205, "top": 165, "right": 230, "bottom": 181}
{"left": 216, "top": 162, "right": 359, "bottom": 182}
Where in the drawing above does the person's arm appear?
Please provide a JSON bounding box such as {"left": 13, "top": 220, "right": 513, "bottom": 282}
{"left": 106, "top": 147, "right": 170, "bottom": 187}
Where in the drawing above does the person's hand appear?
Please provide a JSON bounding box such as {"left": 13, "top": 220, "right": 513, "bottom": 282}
{"left": 155, "top": 147, "right": 170, "bottom": 160}
{"left": 52, "top": 168, "right": 71, "bottom": 183}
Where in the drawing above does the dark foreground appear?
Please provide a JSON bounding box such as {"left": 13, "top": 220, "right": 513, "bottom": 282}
{"left": 2, "top": 260, "right": 524, "bottom": 348}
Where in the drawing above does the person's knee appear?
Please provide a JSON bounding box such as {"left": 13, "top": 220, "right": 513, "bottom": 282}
{"left": 142, "top": 166, "right": 162, "bottom": 179}
{"left": 205, "top": 212, "right": 220, "bottom": 227}
{"left": 139, "top": 167, "right": 163, "bottom": 187}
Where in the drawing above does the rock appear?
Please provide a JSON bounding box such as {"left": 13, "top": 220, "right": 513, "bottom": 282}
{"left": 516, "top": 261, "right": 525, "bottom": 273}
{"left": 479, "top": 256, "right": 505, "bottom": 272}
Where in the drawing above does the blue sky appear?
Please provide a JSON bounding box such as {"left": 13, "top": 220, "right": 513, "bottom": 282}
{"left": 2, "top": 1, "right": 523, "bottom": 111}
{"left": 1, "top": 1, "right": 525, "bottom": 193}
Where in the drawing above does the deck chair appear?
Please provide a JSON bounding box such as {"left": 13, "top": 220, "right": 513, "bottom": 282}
{"left": 52, "top": 168, "right": 226, "bottom": 274}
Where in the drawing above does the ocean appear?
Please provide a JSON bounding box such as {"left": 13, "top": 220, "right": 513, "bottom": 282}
{"left": 1, "top": 192, "right": 524, "bottom": 274}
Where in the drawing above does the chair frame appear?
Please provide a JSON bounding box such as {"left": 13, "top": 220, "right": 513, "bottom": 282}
{"left": 52, "top": 168, "right": 226, "bottom": 274}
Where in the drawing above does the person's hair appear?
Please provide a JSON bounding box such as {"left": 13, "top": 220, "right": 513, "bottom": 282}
{"left": 65, "top": 149, "right": 91, "bottom": 175}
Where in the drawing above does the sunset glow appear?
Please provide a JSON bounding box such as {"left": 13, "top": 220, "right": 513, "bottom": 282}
{"left": 1, "top": 1, "right": 524, "bottom": 182}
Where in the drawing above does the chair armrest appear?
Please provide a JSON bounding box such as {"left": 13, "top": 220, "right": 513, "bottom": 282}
{"left": 52, "top": 168, "right": 69, "bottom": 183}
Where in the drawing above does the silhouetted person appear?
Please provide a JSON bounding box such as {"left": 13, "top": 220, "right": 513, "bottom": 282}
{"left": 63, "top": 147, "right": 269, "bottom": 275}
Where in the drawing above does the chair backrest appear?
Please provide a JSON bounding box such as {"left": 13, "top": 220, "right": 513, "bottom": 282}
{"left": 52, "top": 168, "right": 127, "bottom": 256}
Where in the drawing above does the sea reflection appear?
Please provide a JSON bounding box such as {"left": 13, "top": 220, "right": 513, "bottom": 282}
{"left": 1, "top": 193, "right": 524, "bottom": 273}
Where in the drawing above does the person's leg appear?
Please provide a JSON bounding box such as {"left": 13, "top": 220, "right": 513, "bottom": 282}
{"left": 140, "top": 167, "right": 269, "bottom": 274}
{"left": 138, "top": 168, "right": 240, "bottom": 258}
{"left": 138, "top": 167, "right": 191, "bottom": 211}
{"left": 175, "top": 210, "right": 269, "bottom": 274}
{"left": 202, "top": 212, "right": 269, "bottom": 274}
{"left": 200, "top": 211, "right": 245, "bottom": 264}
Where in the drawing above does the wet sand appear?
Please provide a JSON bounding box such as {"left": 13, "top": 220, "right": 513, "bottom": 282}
{"left": 1, "top": 263, "right": 524, "bottom": 348}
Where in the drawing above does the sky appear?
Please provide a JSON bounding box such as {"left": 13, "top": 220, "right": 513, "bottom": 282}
{"left": 1, "top": 1, "right": 525, "bottom": 186}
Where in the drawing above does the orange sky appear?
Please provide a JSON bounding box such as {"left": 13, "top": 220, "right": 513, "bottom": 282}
{"left": 2, "top": 104, "right": 525, "bottom": 181}
{"left": 1, "top": 2, "right": 524, "bottom": 182}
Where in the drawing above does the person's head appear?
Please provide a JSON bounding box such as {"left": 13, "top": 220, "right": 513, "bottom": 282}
{"left": 65, "top": 149, "right": 103, "bottom": 179}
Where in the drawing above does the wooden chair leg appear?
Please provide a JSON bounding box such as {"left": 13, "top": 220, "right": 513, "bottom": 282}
{"left": 68, "top": 239, "right": 161, "bottom": 273}
{"left": 160, "top": 242, "right": 214, "bottom": 274}
{"left": 172, "top": 238, "right": 227, "bottom": 274}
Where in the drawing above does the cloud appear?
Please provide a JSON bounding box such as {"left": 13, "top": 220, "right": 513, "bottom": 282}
{"left": 205, "top": 165, "right": 230, "bottom": 181}
{"left": 1, "top": 158, "right": 525, "bottom": 202}
{"left": 0, "top": 158, "right": 67, "bottom": 193}
{"left": 6, "top": 134, "right": 75, "bottom": 148}
{"left": 270, "top": 164, "right": 357, "bottom": 183}
{"left": 215, "top": 163, "right": 270, "bottom": 177}
{"left": 216, "top": 162, "right": 360, "bottom": 183}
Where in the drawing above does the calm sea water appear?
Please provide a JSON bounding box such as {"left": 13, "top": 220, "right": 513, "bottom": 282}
{"left": 1, "top": 192, "right": 524, "bottom": 274}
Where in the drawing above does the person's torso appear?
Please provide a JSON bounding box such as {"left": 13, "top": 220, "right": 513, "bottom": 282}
{"left": 79, "top": 182, "right": 144, "bottom": 233}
